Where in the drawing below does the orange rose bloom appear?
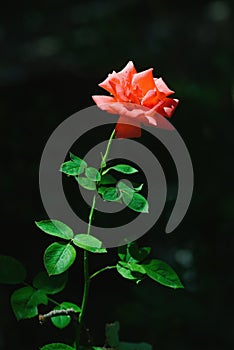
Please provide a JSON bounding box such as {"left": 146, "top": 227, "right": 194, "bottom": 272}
{"left": 92, "top": 61, "right": 179, "bottom": 138}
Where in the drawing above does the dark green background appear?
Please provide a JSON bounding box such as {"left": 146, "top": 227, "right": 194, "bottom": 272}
{"left": 0, "top": 1, "right": 234, "bottom": 349}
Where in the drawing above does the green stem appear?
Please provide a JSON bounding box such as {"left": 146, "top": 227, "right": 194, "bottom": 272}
{"left": 100, "top": 129, "right": 115, "bottom": 171}
{"left": 76, "top": 195, "right": 96, "bottom": 349}
{"left": 76, "top": 250, "right": 90, "bottom": 344}
{"left": 87, "top": 195, "right": 96, "bottom": 235}
{"left": 75, "top": 129, "right": 115, "bottom": 348}
{"left": 90, "top": 265, "right": 117, "bottom": 279}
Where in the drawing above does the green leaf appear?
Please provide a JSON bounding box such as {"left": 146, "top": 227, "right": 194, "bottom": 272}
{"left": 117, "top": 181, "right": 134, "bottom": 206}
{"left": 128, "top": 243, "right": 151, "bottom": 263}
{"left": 51, "top": 302, "right": 81, "bottom": 329}
{"left": 11, "top": 286, "right": 48, "bottom": 320}
{"left": 103, "top": 164, "right": 138, "bottom": 175}
{"left": 117, "top": 181, "right": 149, "bottom": 212}
{"left": 143, "top": 259, "right": 184, "bottom": 289}
{"left": 133, "top": 183, "right": 144, "bottom": 192}
{"left": 118, "top": 244, "right": 130, "bottom": 262}
{"left": 98, "top": 186, "right": 107, "bottom": 196}
{"left": 119, "top": 261, "right": 146, "bottom": 275}
{"left": 119, "top": 342, "right": 152, "bottom": 350}
{"left": 33, "top": 271, "right": 68, "bottom": 295}
{"left": 60, "top": 158, "right": 87, "bottom": 176}
{"left": 117, "top": 181, "right": 134, "bottom": 192}
{"left": 76, "top": 176, "right": 96, "bottom": 190}
{"left": 99, "top": 174, "right": 117, "bottom": 185}
{"left": 64, "top": 152, "right": 87, "bottom": 176}
{"left": 69, "top": 152, "right": 86, "bottom": 166}
{"left": 0, "top": 255, "right": 26, "bottom": 284}
{"left": 40, "top": 344, "right": 75, "bottom": 350}
{"left": 116, "top": 263, "right": 137, "bottom": 281}
{"left": 117, "top": 253, "right": 146, "bottom": 283}
{"left": 118, "top": 243, "right": 151, "bottom": 264}
{"left": 123, "top": 192, "right": 149, "bottom": 213}
{"left": 44, "top": 242, "right": 76, "bottom": 276}
{"left": 85, "top": 167, "right": 101, "bottom": 181}
{"left": 73, "top": 234, "right": 107, "bottom": 253}
{"left": 102, "top": 187, "right": 121, "bottom": 202}
{"left": 35, "top": 220, "right": 74, "bottom": 240}
{"left": 60, "top": 161, "right": 78, "bottom": 176}
{"left": 29, "top": 289, "right": 48, "bottom": 307}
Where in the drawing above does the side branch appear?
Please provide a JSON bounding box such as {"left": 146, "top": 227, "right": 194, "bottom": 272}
{"left": 39, "top": 308, "right": 78, "bottom": 325}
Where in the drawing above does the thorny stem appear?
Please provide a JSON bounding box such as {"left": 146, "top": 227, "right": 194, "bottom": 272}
{"left": 76, "top": 130, "right": 115, "bottom": 349}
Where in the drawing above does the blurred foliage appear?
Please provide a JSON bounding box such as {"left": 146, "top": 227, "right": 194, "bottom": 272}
{"left": 0, "top": 0, "right": 234, "bottom": 349}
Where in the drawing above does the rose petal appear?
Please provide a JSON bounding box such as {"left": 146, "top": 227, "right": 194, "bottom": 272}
{"left": 151, "top": 113, "right": 175, "bottom": 130}
{"left": 113, "top": 81, "right": 129, "bottom": 102}
{"left": 92, "top": 95, "right": 117, "bottom": 113}
{"left": 157, "top": 98, "right": 179, "bottom": 118}
{"left": 99, "top": 70, "right": 122, "bottom": 97}
{"left": 138, "top": 111, "right": 175, "bottom": 130}
{"left": 118, "top": 61, "right": 137, "bottom": 80}
{"left": 143, "top": 115, "right": 157, "bottom": 126}
{"left": 141, "top": 89, "right": 158, "bottom": 108}
{"left": 154, "top": 77, "right": 174, "bottom": 96}
{"left": 132, "top": 68, "right": 156, "bottom": 96}
{"left": 98, "top": 62, "right": 136, "bottom": 98}
{"left": 93, "top": 101, "right": 149, "bottom": 120}
{"left": 112, "top": 103, "right": 146, "bottom": 119}
{"left": 92, "top": 95, "right": 116, "bottom": 105}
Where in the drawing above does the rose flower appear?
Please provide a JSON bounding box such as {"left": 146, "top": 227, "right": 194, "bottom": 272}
{"left": 92, "top": 61, "right": 179, "bottom": 138}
